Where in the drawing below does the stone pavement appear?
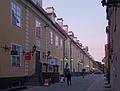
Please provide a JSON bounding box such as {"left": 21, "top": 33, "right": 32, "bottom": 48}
{"left": 86, "top": 74, "right": 104, "bottom": 91}
{"left": 21, "top": 74, "right": 106, "bottom": 91}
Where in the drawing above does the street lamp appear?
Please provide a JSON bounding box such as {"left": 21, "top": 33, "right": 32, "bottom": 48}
{"left": 64, "top": 57, "right": 68, "bottom": 61}
{"left": 71, "top": 58, "right": 73, "bottom": 61}
{"left": 70, "top": 58, "right": 73, "bottom": 72}
{"left": 64, "top": 57, "right": 68, "bottom": 69}
{"left": 101, "top": 0, "right": 120, "bottom": 7}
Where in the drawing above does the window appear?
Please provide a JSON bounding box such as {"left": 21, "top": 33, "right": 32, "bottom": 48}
{"left": 48, "top": 65, "right": 53, "bottom": 72}
{"left": 60, "top": 39, "right": 63, "bottom": 49}
{"left": 36, "top": 19, "right": 41, "bottom": 27}
{"left": 11, "top": 43, "right": 21, "bottom": 67}
{"left": 54, "top": 66, "right": 58, "bottom": 72}
{"left": 11, "top": 1, "right": 21, "bottom": 27}
{"left": 55, "top": 35, "right": 59, "bottom": 47}
{"left": 50, "top": 32, "right": 53, "bottom": 44}
{"left": 35, "top": 20, "right": 41, "bottom": 38}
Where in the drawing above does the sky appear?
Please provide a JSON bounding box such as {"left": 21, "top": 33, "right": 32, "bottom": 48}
{"left": 43, "top": 0, "right": 107, "bottom": 62}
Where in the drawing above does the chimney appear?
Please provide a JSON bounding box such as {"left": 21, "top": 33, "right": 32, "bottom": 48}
{"left": 63, "top": 25, "right": 68, "bottom": 33}
{"left": 83, "top": 46, "right": 89, "bottom": 52}
{"left": 73, "top": 37, "right": 77, "bottom": 42}
{"left": 32, "top": 0, "right": 42, "bottom": 7}
{"left": 68, "top": 31, "right": 74, "bottom": 36}
{"left": 77, "top": 40, "right": 80, "bottom": 44}
{"left": 56, "top": 18, "right": 63, "bottom": 28}
{"left": 68, "top": 31, "right": 74, "bottom": 38}
{"left": 45, "top": 7, "right": 56, "bottom": 23}
{"left": 79, "top": 43, "right": 82, "bottom": 48}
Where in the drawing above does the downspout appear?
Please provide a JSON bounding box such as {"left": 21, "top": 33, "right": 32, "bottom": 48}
{"left": 70, "top": 40, "right": 72, "bottom": 72}
{"left": 63, "top": 39, "right": 66, "bottom": 75}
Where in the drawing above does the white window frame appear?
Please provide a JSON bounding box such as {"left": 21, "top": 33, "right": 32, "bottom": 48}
{"left": 11, "top": 0, "right": 22, "bottom": 27}
{"left": 60, "top": 38, "right": 63, "bottom": 49}
{"left": 11, "top": 43, "right": 22, "bottom": 67}
{"left": 55, "top": 35, "right": 59, "bottom": 47}
{"left": 35, "top": 19, "right": 41, "bottom": 39}
{"left": 50, "top": 32, "right": 53, "bottom": 44}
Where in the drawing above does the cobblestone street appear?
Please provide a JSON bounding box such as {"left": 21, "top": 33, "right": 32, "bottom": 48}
{"left": 22, "top": 74, "right": 105, "bottom": 91}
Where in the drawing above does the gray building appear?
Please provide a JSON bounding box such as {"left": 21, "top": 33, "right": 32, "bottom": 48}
{"left": 104, "top": 0, "right": 120, "bottom": 91}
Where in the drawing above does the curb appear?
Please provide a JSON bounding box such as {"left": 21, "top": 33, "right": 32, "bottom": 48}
{"left": 3, "top": 86, "right": 27, "bottom": 91}
{"left": 104, "top": 80, "right": 112, "bottom": 91}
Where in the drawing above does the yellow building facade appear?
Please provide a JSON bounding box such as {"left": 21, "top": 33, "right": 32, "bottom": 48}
{"left": 0, "top": 0, "right": 67, "bottom": 89}
{"left": 0, "top": 0, "right": 94, "bottom": 89}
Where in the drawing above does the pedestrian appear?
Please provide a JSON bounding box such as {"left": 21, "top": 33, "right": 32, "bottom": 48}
{"left": 82, "top": 68, "right": 86, "bottom": 78}
{"left": 65, "top": 68, "right": 72, "bottom": 86}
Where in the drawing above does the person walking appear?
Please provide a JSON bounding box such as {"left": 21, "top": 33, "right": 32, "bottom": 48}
{"left": 66, "top": 68, "right": 72, "bottom": 86}
{"left": 82, "top": 68, "right": 86, "bottom": 78}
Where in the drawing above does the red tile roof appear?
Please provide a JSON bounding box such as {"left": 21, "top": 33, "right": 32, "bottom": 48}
{"left": 29, "top": 0, "right": 67, "bottom": 38}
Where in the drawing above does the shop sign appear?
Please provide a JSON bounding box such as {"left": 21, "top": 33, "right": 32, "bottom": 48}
{"left": 25, "top": 52, "right": 31, "bottom": 60}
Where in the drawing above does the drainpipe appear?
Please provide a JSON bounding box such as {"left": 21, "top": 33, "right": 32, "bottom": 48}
{"left": 70, "top": 40, "right": 72, "bottom": 72}
{"left": 63, "top": 40, "right": 65, "bottom": 75}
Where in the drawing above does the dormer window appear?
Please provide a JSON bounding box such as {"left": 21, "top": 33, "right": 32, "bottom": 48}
{"left": 45, "top": 7, "right": 56, "bottom": 23}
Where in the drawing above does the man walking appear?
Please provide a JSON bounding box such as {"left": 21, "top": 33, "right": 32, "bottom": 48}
{"left": 66, "top": 68, "right": 72, "bottom": 86}
{"left": 82, "top": 68, "right": 86, "bottom": 78}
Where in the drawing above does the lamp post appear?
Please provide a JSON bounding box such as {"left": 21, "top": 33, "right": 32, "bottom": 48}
{"left": 78, "top": 61, "right": 80, "bottom": 72}
{"left": 63, "top": 57, "right": 68, "bottom": 72}
{"left": 101, "top": 0, "right": 120, "bottom": 84}
{"left": 70, "top": 58, "right": 73, "bottom": 72}
{"left": 65, "top": 58, "right": 68, "bottom": 69}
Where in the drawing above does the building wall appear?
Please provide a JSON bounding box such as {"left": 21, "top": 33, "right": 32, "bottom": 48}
{"left": 47, "top": 27, "right": 65, "bottom": 74}
{"left": 0, "top": 0, "right": 37, "bottom": 77}
{"left": 71, "top": 41, "right": 84, "bottom": 72}
{"left": 65, "top": 38, "right": 71, "bottom": 69}
{"left": 0, "top": 1, "right": 95, "bottom": 88}
{"left": 83, "top": 55, "right": 90, "bottom": 72}
{"left": 111, "top": 7, "right": 120, "bottom": 91}
{"left": 106, "top": 1, "right": 120, "bottom": 90}
{"left": 40, "top": 22, "right": 47, "bottom": 64}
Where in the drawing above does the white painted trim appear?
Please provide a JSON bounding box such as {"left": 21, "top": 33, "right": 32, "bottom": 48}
{"left": 10, "top": 42, "right": 22, "bottom": 67}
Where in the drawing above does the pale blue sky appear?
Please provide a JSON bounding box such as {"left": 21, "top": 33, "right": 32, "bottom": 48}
{"left": 43, "top": 0, "right": 107, "bottom": 62}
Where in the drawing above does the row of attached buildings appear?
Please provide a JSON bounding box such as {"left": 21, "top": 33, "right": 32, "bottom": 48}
{"left": 103, "top": 0, "right": 120, "bottom": 91}
{"left": 0, "top": 0, "right": 95, "bottom": 89}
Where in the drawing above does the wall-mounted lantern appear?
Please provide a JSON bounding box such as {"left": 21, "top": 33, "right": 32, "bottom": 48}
{"left": 11, "top": 49, "right": 18, "bottom": 55}
{"left": 2, "top": 44, "right": 11, "bottom": 52}
{"left": 30, "top": 45, "right": 36, "bottom": 55}
{"left": 2, "top": 43, "right": 37, "bottom": 57}
{"left": 71, "top": 58, "right": 73, "bottom": 61}
{"left": 47, "top": 51, "right": 51, "bottom": 57}
{"left": 64, "top": 57, "right": 68, "bottom": 61}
